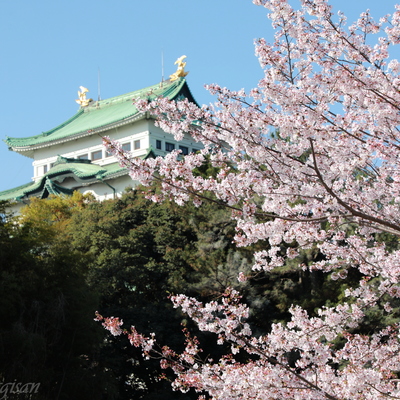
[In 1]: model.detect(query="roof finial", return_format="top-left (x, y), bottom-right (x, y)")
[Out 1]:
top-left (76, 86), bottom-right (92, 107)
top-left (169, 55), bottom-right (188, 82)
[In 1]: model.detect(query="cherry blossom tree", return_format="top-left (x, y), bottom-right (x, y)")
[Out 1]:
top-left (99, 0), bottom-right (400, 398)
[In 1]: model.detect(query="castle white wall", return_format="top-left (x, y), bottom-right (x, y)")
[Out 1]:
top-left (32, 120), bottom-right (152, 180)
top-left (31, 119), bottom-right (203, 182)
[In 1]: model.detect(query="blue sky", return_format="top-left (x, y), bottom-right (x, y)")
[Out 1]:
top-left (0, 0), bottom-right (397, 192)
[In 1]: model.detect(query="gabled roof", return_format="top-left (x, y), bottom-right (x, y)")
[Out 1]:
top-left (5, 78), bottom-right (197, 158)
top-left (38, 178), bottom-right (75, 198)
top-left (0, 177), bottom-right (76, 203)
top-left (0, 161), bottom-right (122, 203)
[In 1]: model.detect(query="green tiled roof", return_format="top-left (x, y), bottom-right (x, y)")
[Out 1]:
top-left (5, 78), bottom-right (197, 155)
top-left (0, 152), bottom-right (155, 203)
top-left (48, 158), bottom-right (108, 179)
top-left (0, 181), bottom-right (37, 202)
top-left (0, 159), bottom-right (126, 202)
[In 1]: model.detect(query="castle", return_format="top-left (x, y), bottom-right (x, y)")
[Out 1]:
top-left (0, 58), bottom-right (200, 213)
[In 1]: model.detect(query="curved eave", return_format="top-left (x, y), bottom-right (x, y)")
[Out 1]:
top-left (7, 111), bottom-right (147, 159)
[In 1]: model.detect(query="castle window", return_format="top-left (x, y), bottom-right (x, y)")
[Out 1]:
top-left (105, 150), bottom-right (113, 158)
top-left (156, 140), bottom-right (162, 150)
top-left (165, 142), bottom-right (175, 152)
top-left (122, 142), bottom-right (131, 151)
top-left (43, 165), bottom-right (48, 174)
top-left (78, 154), bottom-right (88, 160)
top-left (179, 145), bottom-right (189, 155)
top-left (134, 140), bottom-right (140, 150)
top-left (91, 150), bottom-right (102, 161)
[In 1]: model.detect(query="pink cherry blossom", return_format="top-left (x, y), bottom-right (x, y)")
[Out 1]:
top-left (101, 1), bottom-right (400, 398)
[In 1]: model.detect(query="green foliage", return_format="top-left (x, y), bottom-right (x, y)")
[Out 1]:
top-left (65, 187), bottom-right (254, 399)
top-left (3, 186), bottom-right (397, 399)
top-left (0, 197), bottom-right (107, 399)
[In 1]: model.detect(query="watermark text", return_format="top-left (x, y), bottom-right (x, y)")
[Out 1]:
top-left (0, 381), bottom-right (40, 399)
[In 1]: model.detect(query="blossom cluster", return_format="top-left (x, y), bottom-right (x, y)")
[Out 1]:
top-left (101, 0), bottom-right (400, 398)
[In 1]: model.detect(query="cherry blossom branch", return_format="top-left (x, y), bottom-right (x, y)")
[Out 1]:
top-left (309, 138), bottom-right (400, 235)
top-left (229, 333), bottom-right (341, 400)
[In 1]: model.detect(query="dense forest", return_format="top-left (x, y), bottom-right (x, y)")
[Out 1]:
top-left (1, 184), bottom-right (397, 399)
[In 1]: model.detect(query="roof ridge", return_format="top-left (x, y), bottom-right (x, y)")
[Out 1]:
top-left (94, 79), bottom-right (181, 108)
